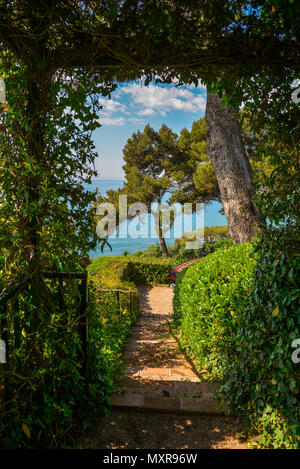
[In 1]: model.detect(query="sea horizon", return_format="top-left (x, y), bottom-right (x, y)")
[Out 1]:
top-left (87, 179), bottom-right (227, 258)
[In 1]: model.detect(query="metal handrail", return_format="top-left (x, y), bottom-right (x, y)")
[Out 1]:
top-left (0, 270), bottom-right (89, 373)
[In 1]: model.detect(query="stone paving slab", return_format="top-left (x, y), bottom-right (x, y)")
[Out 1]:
top-left (111, 393), bottom-right (223, 415)
top-left (123, 352), bottom-right (188, 368)
top-left (116, 380), bottom-right (218, 399)
top-left (112, 286), bottom-right (223, 415)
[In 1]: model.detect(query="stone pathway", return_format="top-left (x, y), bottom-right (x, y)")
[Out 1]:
top-left (111, 285), bottom-right (222, 415)
top-left (78, 285), bottom-right (248, 449)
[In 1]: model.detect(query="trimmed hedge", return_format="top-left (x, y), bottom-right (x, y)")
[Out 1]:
top-left (172, 240), bottom-right (300, 448)
top-left (172, 242), bottom-right (256, 378)
top-left (220, 229), bottom-right (300, 449)
top-left (89, 255), bottom-right (174, 286)
top-left (123, 257), bottom-right (174, 284)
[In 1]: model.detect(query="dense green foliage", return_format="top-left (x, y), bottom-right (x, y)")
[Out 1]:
top-left (132, 226), bottom-right (231, 265)
top-left (220, 231), bottom-right (300, 449)
top-left (172, 243), bottom-right (255, 378)
top-left (0, 1), bottom-right (298, 95)
top-left (90, 255), bottom-right (173, 286)
top-left (0, 42), bottom-right (111, 449)
top-left (173, 224), bottom-right (300, 448)
top-left (170, 238), bottom-right (233, 266)
top-left (0, 58), bottom-right (109, 283)
top-left (90, 231), bottom-right (232, 288)
top-left (88, 256), bottom-right (137, 290)
top-left (216, 80), bottom-right (300, 449)
top-left (170, 118), bottom-right (219, 205)
top-left (0, 275), bottom-right (138, 448)
top-left (123, 257), bottom-right (174, 284)
top-left (88, 274), bottom-right (140, 396)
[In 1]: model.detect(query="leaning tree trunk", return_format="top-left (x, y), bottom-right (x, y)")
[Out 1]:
top-left (159, 236), bottom-right (169, 258)
top-left (205, 93), bottom-right (263, 243)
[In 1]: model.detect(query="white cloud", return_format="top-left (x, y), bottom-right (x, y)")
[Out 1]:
top-left (98, 98), bottom-right (128, 126)
top-left (98, 116), bottom-right (126, 126)
top-left (121, 84), bottom-right (206, 116)
top-left (98, 98), bottom-right (127, 113)
top-left (97, 83), bottom-right (206, 126)
top-left (128, 117), bottom-right (145, 124)
top-left (137, 108), bottom-right (156, 116)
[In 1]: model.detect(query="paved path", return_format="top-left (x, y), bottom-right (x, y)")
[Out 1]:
top-left (79, 286), bottom-right (248, 449)
top-left (111, 285), bottom-right (222, 414)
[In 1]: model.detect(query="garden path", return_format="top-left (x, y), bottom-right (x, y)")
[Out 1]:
top-left (79, 286), bottom-right (248, 449)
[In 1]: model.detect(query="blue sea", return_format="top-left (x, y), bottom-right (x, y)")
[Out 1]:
top-left (87, 179), bottom-right (227, 258)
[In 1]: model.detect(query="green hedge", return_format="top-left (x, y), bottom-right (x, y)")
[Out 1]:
top-left (90, 255), bottom-right (174, 286)
top-left (220, 228), bottom-right (300, 449)
top-left (123, 257), bottom-right (174, 284)
top-left (172, 242), bottom-right (256, 378)
top-left (173, 239), bottom-right (300, 448)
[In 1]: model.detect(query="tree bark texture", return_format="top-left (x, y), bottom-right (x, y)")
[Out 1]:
top-left (159, 236), bottom-right (169, 258)
top-left (152, 210), bottom-right (169, 257)
top-left (205, 93), bottom-right (263, 243)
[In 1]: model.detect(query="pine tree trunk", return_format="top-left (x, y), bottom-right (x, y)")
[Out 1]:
top-left (205, 93), bottom-right (263, 243)
top-left (159, 236), bottom-right (169, 258)
top-left (152, 210), bottom-right (169, 257)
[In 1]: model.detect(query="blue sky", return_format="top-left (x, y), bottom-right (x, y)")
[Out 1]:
top-left (93, 81), bottom-right (207, 179)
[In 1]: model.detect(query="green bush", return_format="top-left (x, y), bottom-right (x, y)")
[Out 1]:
top-left (89, 255), bottom-right (173, 286)
top-left (88, 282), bottom-right (140, 387)
top-left (173, 237), bottom-right (300, 448)
top-left (172, 242), bottom-right (256, 378)
top-left (133, 243), bottom-right (162, 258)
top-left (220, 227), bottom-right (300, 449)
top-left (88, 256), bottom-right (135, 290)
top-left (124, 257), bottom-right (174, 284)
top-left (90, 254), bottom-right (174, 286)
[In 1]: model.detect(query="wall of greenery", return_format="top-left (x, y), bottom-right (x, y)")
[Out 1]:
top-left (173, 230), bottom-right (299, 448)
top-left (172, 243), bottom-right (256, 378)
top-left (0, 275), bottom-right (139, 448)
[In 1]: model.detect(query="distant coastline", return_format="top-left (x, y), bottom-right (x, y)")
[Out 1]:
top-left (87, 179), bottom-right (227, 258)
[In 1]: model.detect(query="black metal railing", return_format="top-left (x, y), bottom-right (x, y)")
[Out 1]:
top-left (0, 270), bottom-right (88, 373)
top-left (96, 287), bottom-right (138, 316)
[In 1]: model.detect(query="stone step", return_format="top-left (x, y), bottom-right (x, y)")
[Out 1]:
top-left (128, 331), bottom-right (174, 339)
top-left (123, 341), bottom-right (178, 353)
top-left (123, 350), bottom-right (185, 369)
top-left (126, 339), bottom-right (177, 345)
top-left (130, 326), bottom-right (170, 334)
top-left (123, 366), bottom-right (202, 382)
top-left (117, 379), bottom-right (218, 399)
top-left (139, 314), bottom-right (170, 319)
top-left (111, 392), bottom-right (223, 415)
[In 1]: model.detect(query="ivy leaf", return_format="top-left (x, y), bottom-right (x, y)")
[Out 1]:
top-left (272, 305), bottom-right (279, 316)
